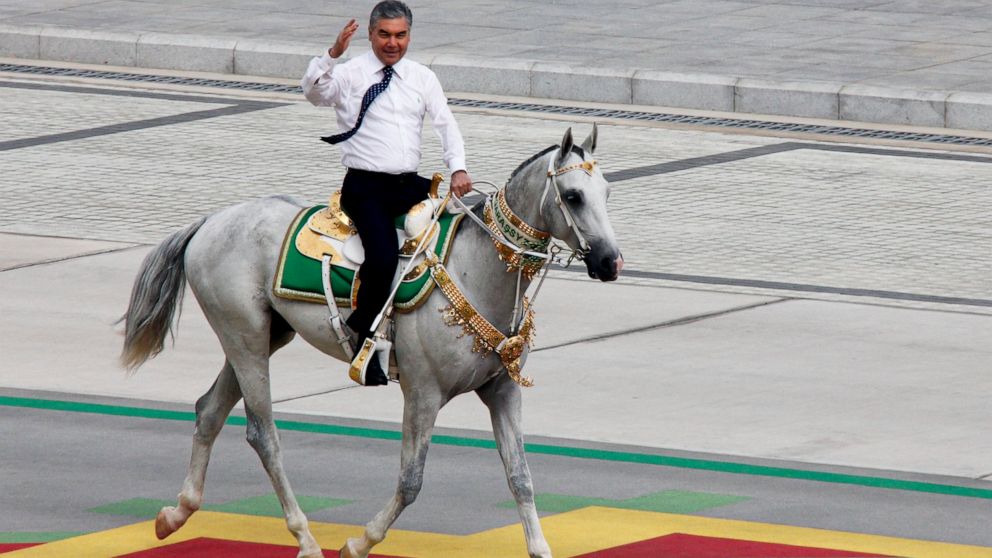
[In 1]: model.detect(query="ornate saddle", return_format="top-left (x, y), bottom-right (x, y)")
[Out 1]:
top-left (273, 174), bottom-right (465, 312)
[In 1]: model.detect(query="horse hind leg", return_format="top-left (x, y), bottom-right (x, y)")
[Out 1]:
top-left (228, 331), bottom-right (320, 558)
top-left (155, 321), bottom-right (299, 542)
top-left (340, 390), bottom-right (443, 558)
top-left (156, 360), bottom-right (243, 539)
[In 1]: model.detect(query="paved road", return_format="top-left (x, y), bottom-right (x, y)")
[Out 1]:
top-left (0, 67), bottom-right (990, 556)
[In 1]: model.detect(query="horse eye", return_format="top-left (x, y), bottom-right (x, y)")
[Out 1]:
top-left (564, 191), bottom-right (583, 205)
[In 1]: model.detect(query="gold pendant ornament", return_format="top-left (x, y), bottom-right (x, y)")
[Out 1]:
top-left (426, 253), bottom-right (537, 386)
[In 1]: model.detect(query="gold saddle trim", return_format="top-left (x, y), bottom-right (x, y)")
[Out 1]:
top-left (294, 191), bottom-right (354, 266)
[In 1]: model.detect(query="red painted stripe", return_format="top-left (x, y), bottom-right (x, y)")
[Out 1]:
top-left (576, 533), bottom-right (892, 557)
top-left (0, 544), bottom-right (41, 553)
top-left (114, 537), bottom-right (409, 558)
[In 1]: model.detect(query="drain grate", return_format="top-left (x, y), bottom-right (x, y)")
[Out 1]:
top-left (4, 62), bottom-right (992, 147)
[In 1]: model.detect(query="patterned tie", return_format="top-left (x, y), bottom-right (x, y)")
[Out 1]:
top-left (321, 65), bottom-right (394, 145)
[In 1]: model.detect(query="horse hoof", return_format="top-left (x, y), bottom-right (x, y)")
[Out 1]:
top-left (339, 538), bottom-right (367, 558)
top-left (154, 506), bottom-right (186, 540)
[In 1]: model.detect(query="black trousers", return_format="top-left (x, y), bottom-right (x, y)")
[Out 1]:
top-left (340, 168), bottom-right (431, 336)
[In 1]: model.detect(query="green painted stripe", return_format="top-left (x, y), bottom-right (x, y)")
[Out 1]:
top-left (4, 395), bottom-right (991, 500)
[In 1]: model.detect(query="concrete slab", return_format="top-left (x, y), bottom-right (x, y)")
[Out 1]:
top-left (735, 79), bottom-right (841, 120)
top-left (430, 55), bottom-right (533, 98)
top-left (233, 39), bottom-right (324, 79)
top-left (632, 70), bottom-right (737, 112)
top-left (39, 27), bottom-right (138, 67)
top-left (136, 32), bottom-right (235, 74)
top-left (0, 23), bottom-right (40, 59)
top-left (840, 85), bottom-right (948, 128)
top-left (946, 91), bottom-right (992, 132)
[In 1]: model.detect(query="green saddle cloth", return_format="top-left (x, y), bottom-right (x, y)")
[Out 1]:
top-left (273, 205), bottom-right (464, 312)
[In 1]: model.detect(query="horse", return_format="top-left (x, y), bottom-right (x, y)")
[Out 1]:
top-left (119, 125), bottom-right (622, 558)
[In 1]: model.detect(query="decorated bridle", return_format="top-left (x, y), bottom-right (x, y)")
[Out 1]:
top-left (433, 147), bottom-right (599, 386)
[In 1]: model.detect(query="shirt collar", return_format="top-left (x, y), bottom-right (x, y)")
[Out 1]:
top-left (363, 50), bottom-right (408, 80)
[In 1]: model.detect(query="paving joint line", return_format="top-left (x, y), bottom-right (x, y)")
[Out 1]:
top-left (533, 298), bottom-right (791, 352)
top-left (0, 245), bottom-right (144, 272)
top-left (556, 266), bottom-right (992, 309)
top-left (272, 384), bottom-right (358, 405)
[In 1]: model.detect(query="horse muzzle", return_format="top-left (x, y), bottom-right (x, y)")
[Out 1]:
top-left (584, 248), bottom-right (623, 282)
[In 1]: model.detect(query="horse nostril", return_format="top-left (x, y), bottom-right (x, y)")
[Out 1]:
top-left (600, 255), bottom-right (613, 270)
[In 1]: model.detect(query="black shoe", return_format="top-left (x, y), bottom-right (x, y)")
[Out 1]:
top-left (364, 356), bottom-right (389, 386)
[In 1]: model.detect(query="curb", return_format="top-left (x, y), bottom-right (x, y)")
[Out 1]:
top-left (3, 24), bottom-right (992, 133)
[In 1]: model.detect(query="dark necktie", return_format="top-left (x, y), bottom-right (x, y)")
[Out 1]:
top-left (321, 65), bottom-right (394, 145)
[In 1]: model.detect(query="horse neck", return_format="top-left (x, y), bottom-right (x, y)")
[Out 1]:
top-left (503, 152), bottom-right (553, 235)
top-left (448, 203), bottom-right (533, 332)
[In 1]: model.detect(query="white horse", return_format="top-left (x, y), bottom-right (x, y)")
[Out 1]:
top-left (120, 126), bottom-right (622, 558)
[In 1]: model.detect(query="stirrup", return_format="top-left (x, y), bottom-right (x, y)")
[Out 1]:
top-left (348, 335), bottom-right (391, 385)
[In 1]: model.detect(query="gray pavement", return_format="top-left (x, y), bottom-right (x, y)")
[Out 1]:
top-left (3, 1), bottom-right (992, 130)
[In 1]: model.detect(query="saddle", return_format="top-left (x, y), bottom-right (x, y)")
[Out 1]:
top-left (273, 173), bottom-right (465, 313)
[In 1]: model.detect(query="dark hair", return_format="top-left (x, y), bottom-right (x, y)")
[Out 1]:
top-left (370, 1), bottom-right (412, 28)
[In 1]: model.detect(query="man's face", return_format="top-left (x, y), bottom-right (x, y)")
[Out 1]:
top-left (369, 17), bottom-right (410, 66)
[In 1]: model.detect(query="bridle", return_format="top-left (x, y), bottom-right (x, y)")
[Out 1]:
top-left (434, 148), bottom-right (601, 386)
top-left (539, 154), bottom-right (596, 257)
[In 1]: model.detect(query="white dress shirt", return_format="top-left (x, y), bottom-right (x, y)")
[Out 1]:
top-left (301, 50), bottom-right (467, 176)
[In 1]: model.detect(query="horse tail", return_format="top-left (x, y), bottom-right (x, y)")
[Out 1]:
top-left (119, 216), bottom-right (208, 374)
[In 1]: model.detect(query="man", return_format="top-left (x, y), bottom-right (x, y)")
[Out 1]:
top-left (301, 1), bottom-right (472, 386)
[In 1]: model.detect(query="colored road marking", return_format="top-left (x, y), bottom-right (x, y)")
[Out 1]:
top-left (3, 395), bottom-right (991, 501)
top-left (89, 494), bottom-right (349, 518)
top-left (0, 546), bottom-right (39, 554)
top-left (114, 537), bottom-right (407, 557)
top-left (499, 490), bottom-right (749, 513)
top-left (574, 533), bottom-right (890, 557)
top-left (4, 508), bottom-right (992, 558)
top-left (0, 534), bottom-right (85, 543)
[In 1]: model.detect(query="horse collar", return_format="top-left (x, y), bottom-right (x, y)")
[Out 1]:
top-left (483, 189), bottom-right (551, 280)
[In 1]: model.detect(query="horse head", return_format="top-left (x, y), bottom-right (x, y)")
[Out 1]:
top-left (539, 125), bottom-right (623, 282)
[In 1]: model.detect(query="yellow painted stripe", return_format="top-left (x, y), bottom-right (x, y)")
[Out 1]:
top-left (7, 508), bottom-right (992, 558)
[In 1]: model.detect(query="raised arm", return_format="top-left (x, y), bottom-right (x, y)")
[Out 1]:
top-left (301, 19), bottom-right (359, 106)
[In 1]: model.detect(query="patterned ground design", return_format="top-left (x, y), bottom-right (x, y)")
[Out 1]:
top-left (4, 508), bottom-right (992, 558)
top-left (113, 538), bottom-right (406, 558)
top-left (574, 533), bottom-right (891, 557)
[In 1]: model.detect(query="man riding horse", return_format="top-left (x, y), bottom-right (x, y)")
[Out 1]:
top-left (301, 0), bottom-right (473, 386)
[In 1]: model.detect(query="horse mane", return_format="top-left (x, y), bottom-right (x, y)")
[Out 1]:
top-left (508, 144), bottom-right (586, 182)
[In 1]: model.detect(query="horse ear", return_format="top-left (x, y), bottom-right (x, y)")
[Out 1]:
top-left (580, 123), bottom-right (598, 154)
top-left (557, 127), bottom-right (574, 165)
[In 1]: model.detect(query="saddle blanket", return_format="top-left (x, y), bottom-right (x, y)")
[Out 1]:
top-left (273, 204), bottom-right (464, 312)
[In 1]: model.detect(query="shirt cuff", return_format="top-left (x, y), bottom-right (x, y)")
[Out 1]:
top-left (448, 159), bottom-right (467, 175)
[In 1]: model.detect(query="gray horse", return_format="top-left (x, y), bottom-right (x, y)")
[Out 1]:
top-left (120, 126), bottom-right (621, 558)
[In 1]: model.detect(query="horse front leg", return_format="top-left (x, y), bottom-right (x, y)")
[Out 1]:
top-left (478, 374), bottom-right (552, 558)
top-left (340, 391), bottom-right (442, 558)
